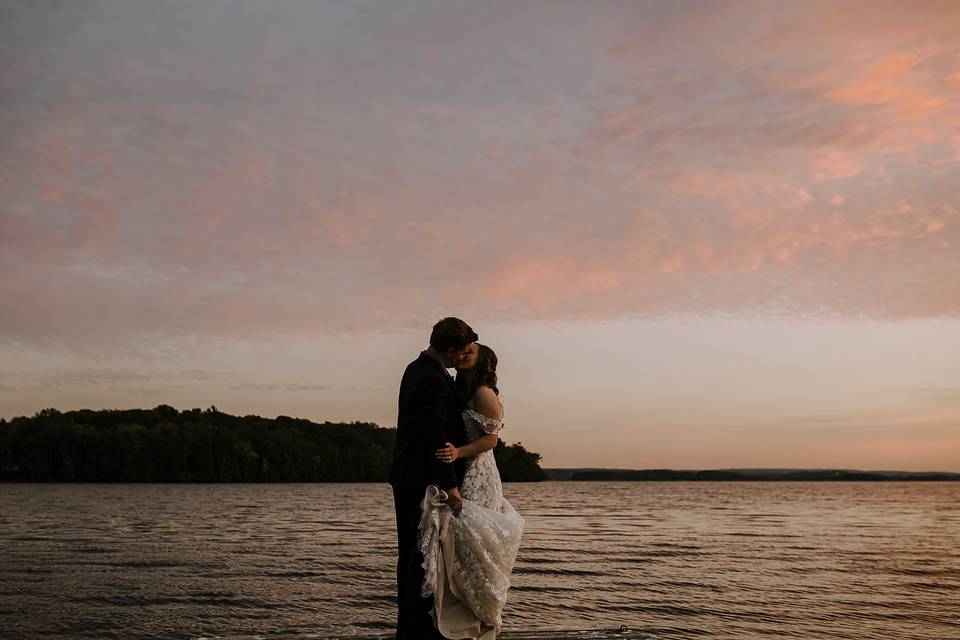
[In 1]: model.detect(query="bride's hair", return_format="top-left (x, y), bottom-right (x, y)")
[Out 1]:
top-left (456, 343), bottom-right (498, 405)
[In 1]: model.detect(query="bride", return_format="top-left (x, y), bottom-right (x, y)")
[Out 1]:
top-left (417, 343), bottom-right (525, 640)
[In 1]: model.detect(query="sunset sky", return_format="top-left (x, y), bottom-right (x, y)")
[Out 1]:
top-left (2, 1), bottom-right (958, 471)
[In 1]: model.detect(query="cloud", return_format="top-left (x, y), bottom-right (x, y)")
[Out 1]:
top-left (826, 53), bottom-right (949, 118)
top-left (907, 386), bottom-right (960, 407)
top-left (286, 384), bottom-right (329, 391)
top-left (1, 1), bottom-right (958, 354)
top-left (230, 383), bottom-right (281, 392)
top-left (230, 383), bottom-right (329, 392)
top-left (34, 368), bottom-right (219, 389)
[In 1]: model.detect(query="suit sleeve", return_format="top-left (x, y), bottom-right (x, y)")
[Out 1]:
top-left (415, 373), bottom-right (458, 490)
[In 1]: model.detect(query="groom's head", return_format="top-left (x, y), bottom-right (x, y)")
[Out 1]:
top-left (430, 317), bottom-right (478, 368)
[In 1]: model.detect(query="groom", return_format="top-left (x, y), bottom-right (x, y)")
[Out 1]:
top-left (390, 317), bottom-right (477, 640)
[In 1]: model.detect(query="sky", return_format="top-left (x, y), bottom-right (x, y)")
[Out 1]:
top-left (1, 0), bottom-right (958, 471)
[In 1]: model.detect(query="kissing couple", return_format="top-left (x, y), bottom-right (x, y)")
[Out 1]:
top-left (389, 317), bottom-right (524, 640)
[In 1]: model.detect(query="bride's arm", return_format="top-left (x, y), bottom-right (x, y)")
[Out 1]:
top-left (436, 387), bottom-right (502, 461)
top-left (451, 433), bottom-right (498, 459)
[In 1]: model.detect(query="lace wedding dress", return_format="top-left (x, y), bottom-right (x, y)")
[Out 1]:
top-left (418, 402), bottom-right (525, 640)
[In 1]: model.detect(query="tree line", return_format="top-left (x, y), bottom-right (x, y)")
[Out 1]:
top-left (0, 405), bottom-right (545, 483)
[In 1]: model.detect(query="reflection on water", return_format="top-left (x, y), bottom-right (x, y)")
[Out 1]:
top-left (1, 481), bottom-right (958, 640)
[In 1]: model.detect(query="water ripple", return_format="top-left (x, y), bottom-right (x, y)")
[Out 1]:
top-left (1, 481), bottom-right (958, 640)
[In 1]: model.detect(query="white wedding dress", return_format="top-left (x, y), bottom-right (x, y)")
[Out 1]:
top-left (418, 401), bottom-right (525, 640)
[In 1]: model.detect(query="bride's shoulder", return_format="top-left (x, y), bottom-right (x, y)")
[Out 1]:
top-left (470, 385), bottom-right (503, 421)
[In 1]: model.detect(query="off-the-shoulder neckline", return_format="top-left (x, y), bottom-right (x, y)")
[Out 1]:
top-left (463, 407), bottom-right (503, 425)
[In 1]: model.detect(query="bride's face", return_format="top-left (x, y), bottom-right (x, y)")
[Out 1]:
top-left (457, 343), bottom-right (479, 370)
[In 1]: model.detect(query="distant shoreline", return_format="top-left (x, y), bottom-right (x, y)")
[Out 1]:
top-left (3, 405), bottom-right (956, 484)
top-left (543, 468), bottom-right (960, 481)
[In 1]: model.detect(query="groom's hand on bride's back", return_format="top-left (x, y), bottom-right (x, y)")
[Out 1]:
top-left (446, 486), bottom-right (463, 517)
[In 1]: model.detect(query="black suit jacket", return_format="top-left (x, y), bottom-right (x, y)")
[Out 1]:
top-left (389, 351), bottom-right (466, 492)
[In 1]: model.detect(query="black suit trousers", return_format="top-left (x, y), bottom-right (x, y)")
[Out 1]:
top-left (393, 485), bottom-right (446, 640)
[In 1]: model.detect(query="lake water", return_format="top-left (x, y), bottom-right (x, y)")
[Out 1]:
top-left (1, 482), bottom-right (958, 640)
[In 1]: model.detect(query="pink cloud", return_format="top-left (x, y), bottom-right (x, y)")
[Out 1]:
top-left (1, 0), bottom-right (959, 353)
top-left (826, 53), bottom-right (948, 117)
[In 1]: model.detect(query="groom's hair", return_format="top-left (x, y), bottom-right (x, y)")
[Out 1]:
top-left (430, 317), bottom-right (478, 351)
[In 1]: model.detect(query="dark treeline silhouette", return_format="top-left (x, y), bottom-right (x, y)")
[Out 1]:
top-left (0, 406), bottom-right (545, 483)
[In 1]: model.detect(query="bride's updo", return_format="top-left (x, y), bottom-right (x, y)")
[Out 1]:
top-left (456, 343), bottom-right (498, 405)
